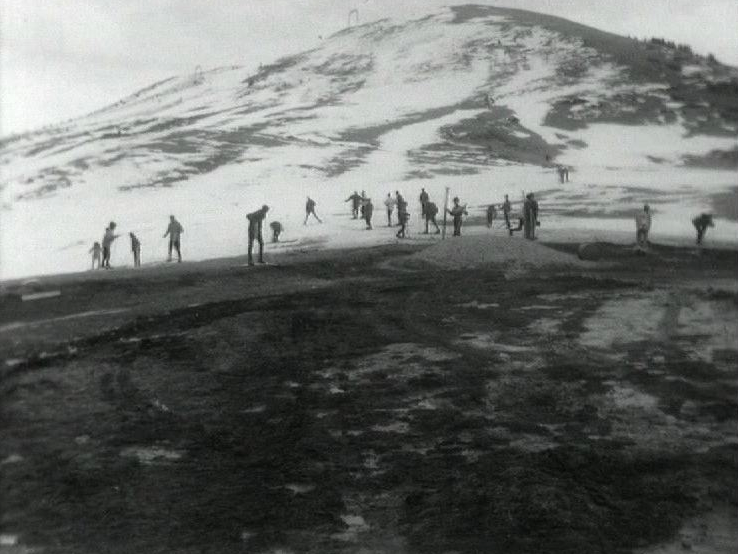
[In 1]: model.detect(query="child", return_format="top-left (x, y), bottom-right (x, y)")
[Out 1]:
top-left (89, 242), bottom-right (102, 270)
top-left (270, 221), bottom-right (283, 243)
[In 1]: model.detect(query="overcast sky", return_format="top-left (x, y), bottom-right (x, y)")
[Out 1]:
top-left (1, 0), bottom-right (737, 136)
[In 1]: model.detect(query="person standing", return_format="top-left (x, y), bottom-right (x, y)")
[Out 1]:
top-left (101, 222), bottom-right (119, 269)
top-left (304, 197), bottom-right (323, 225)
top-left (345, 191), bottom-right (363, 219)
top-left (692, 213), bottom-right (714, 246)
top-left (486, 204), bottom-right (497, 228)
top-left (396, 209), bottom-right (410, 239)
top-left (360, 190), bottom-right (367, 219)
top-left (89, 242), bottom-right (102, 270)
top-left (523, 193), bottom-right (539, 240)
top-left (635, 204), bottom-right (651, 249)
top-left (363, 198), bottom-right (374, 230)
top-left (384, 193), bottom-right (397, 226)
top-left (424, 201), bottom-right (440, 234)
top-left (419, 188), bottom-right (429, 219)
top-left (396, 191), bottom-right (407, 227)
top-left (129, 233), bottom-right (141, 267)
top-left (502, 195), bottom-right (512, 230)
top-left (163, 215), bottom-right (184, 262)
top-left (247, 205), bottom-right (269, 265)
top-left (447, 197), bottom-right (468, 237)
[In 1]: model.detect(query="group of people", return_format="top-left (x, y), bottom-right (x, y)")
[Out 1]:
top-left (635, 204), bottom-right (715, 249)
top-left (90, 215), bottom-right (184, 270)
top-left (484, 193), bottom-right (540, 240)
top-left (90, 190), bottom-right (718, 271)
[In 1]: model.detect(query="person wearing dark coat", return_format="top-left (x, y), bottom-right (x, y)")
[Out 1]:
top-left (246, 205), bottom-right (269, 265)
top-left (345, 191), bottom-right (363, 219)
top-left (692, 213), bottom-right (714, 245)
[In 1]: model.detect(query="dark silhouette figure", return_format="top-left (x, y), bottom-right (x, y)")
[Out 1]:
top-left (363, 198), bottom-right (374, 230)
top-left (164, 215), bottom-right (184, 262)
top-left (345, 191), bottom-right (363, 219)
top-left (419, 188), bottom-right (429, 218)
top-left (247, 205), bottom-right (269, 265)
top-left (304, 197), bottom-right (322, 224)
top-left (692, 213), bottom-right (714, 245)
top-left (424, 202), bottom-right (440, 234)
top-left (270, 221), bottom-right (283, 243)
top-left (102, 222), bottom-right (120, 269)
top-left (502, 195), bottom-right (512, 230)
top-left (129, 233), bottom-right (141, 267)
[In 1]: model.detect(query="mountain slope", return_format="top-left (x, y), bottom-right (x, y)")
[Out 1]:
top-left (1, 4), bottom-right (737, 279)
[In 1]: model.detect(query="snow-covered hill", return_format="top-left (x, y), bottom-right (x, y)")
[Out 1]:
top-left (2, 4), bottom-right (737, 279)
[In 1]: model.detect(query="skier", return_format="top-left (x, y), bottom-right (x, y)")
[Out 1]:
top-left (247, 205), bottom-right (269, 265)
top-left (129, 233), bottom-right (141, 267)
top-left (163, 215), bottom-right (184, 262)
top-left (447, 197), bottom-right (468, 237)
top-left (304, 197), bottom-right (323, 225)
top-left (345, 191), bottom-right (363, 219)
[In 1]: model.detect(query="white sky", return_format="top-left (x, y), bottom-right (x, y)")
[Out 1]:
top-left (1, 0), bottom-right (737, 136)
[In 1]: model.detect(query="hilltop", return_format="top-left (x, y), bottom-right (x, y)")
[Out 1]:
top-left (1, 4), bottom-right (737, 279)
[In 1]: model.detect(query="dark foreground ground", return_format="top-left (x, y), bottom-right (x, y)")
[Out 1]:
top-left (1, 241), bottom-right (738, 554)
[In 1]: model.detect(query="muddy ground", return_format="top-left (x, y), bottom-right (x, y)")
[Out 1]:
top-left (1, 241), bottom-right (738, 554)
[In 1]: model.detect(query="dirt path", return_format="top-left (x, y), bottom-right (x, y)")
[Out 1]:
top-left (1, 242), bottom-right (737, 553)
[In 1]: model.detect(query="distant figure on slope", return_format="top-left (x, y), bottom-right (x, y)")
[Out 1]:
top-left (345, 191), bottom-right (363, 219)
top-left (384, 193), bottom-right (397, 226)
top-left (424, 201), bottom-right (440, 234)
top-left (486, 204), bottom-right (498, 228)
top-left (163, 215), bottom-right (184, 262)
top-left (396, 209), bottom-right (410, 239)
top-left (101, 222), bottom-right (120, 269)
top-left (692, 213), bottom-right (714, 246)
top-left (447, 197), bottom-right (468, 237)
top-left (304, 197), bottom-right (323, 225)
top-left (363, 198), bottom-right (374, 230)
top-left (246, 205), bottom-right (269, 265)
top-left (89, 241), bottom-right (102, 270)
top-left (129, 233), bottom-right (141, 267)
top-left (523, 193), bottom-right (539, 240)
top-left (419, 188), bottom-right (429, 218)
top-left (360, 190), bottom-right (367, 218)
top-left (635, 204), bottom-right (651, 249)
top-left (502, 194), bottom-right (512, 230)
top-left (396, 191), bottom-right (407, 227)
top-left (270, 221), bottom-right (283, 243)
top-left (557, 165), bottom-right (569, 183)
